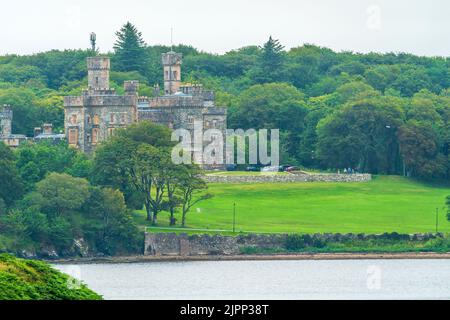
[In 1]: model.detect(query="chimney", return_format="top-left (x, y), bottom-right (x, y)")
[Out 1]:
top-left (124, 80), bottom-right (139, 95)
top-left (34, 127), bottom-right (42, 137)
top-left (43, 123), bottom-right (53, 135)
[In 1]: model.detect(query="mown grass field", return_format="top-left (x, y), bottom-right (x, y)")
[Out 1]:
top-left (133, 176), bottom-right (450, 234)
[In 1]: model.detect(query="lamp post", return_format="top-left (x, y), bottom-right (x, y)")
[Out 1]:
top-left (233, 202), bottom-right (236, 233)
top-left (436, 208), bottom-right (439, 234)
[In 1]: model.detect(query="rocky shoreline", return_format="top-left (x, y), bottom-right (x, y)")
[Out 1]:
top-left (50, 252), bottom-right (450, 264)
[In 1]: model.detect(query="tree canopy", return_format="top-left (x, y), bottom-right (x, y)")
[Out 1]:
top-left (0, 31), bottom-right (448, 180)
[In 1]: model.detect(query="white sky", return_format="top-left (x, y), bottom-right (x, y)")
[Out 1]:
top-left (0, 0), bottom-right (449, 56)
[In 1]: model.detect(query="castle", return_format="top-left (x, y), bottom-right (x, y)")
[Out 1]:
top-left (63, 51), bottom-right (227, 169)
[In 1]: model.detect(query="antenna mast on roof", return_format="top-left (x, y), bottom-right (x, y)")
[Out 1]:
top-left (90, 32), bottom-right (97, 53)
top-left (170, 27), bottom-right (173, 51)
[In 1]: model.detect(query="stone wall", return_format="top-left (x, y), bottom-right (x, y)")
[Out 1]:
top-left (144, 232), bottom-right (439, 256)
top-left (144, 233), bottom-right (288, 256)
top-left (203, 173), bottom-right (372, 184)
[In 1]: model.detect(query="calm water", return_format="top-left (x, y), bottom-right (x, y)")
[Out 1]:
top-left (54, 259), bottom-right (450, 300)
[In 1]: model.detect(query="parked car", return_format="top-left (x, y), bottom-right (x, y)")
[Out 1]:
top-left (226, 164), bottom-right (237, 171)
top-left (261, 166), bottom-right (281, 172)
top-left (246, 166), bottom-right (260, 172)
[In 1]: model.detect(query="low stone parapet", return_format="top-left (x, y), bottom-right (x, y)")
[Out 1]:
top-left (203, 173), bottom-right (372, 184)
top-left (144, 232), bottom-right (441, 256)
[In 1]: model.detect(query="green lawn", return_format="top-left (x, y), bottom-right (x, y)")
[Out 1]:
top-left (134, 176), bottom-right (450, 234)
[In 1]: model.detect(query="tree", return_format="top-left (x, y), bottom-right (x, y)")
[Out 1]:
top-left (92, 121), bottom-right (174, 223)
top-left (15, 141), bottom-right (79, 191)
top-left (82, 187), bottom-right (140, 255)
top-left (250, 37), bottom-right (285, 83)
top-left (0, 142), bottom-right (24, 207)
top-left (398, 121), bottom-right (447, 179)
top-left (229, 83), bottom-right (308, 164)
top-left (130, 144), bottom-right (170, 224)
top-left (113, 22), bottom-right (148, 73)
top-left (165, 163), bottom-right (185, 226)
top-left (34, 173), bottom-right (90, 218)
top-left (316, 97), bottom-right (404, 174)
top-left (177, 165), bottom-right (212, 227)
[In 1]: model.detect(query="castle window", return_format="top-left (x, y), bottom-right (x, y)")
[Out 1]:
top-left (173, 71), bottom-right (178, 80)
top-left (121, 113), bottom-right (126, 124)
top-left (95, 77), bottom-right (99, 86)
top-left (110, 113), bottom-right (115, 123)
top-left (212, 119), bottom-right (218, 128)
top-left (93, 114), bottom-right (100, 125)
top-left (188, 116), bottom-right (194, 125)
top-left (68, 129), bottom-right (78, 145)
top-left (165, 71), bottom-right (169, 79)
top-left (92, 128), bottom-right (99, 144)
top-left (86, 115), bottom-right (91, 124)
top-left (108, 128), bottom-right (115, 137)
top-left (70, 114), bottom-right (77, 124)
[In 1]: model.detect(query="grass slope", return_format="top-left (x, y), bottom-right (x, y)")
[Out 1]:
top-left (0, 254), bottom-right (101, 300)
top-left (134, 176), bottom-right (450, 234)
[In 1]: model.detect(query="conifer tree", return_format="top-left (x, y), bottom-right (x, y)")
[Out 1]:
top-left (252, 36), bottom-right (286, 83)
top-left (113, 22), bottom-right (148, 73)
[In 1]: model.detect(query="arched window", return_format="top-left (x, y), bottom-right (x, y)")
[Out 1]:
top-left (68, 129), bottom-right (78, 145)
top-left (92, 128), bottom-right (99, 144)
top-left (93, 114), bottom-right (100, 125)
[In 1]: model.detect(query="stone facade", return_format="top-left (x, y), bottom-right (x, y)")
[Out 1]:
top-left (63, 52), bottom-right (227, 167)
top-left (203, 173), bottom-right (372, 183)
top-left (63, 57), bottom-right (138, 153)
top-left (0, 104), bottom-right (26, 147)
top-left (138, 51), bottom-right (227, 170)
top-left (144, 232), bottom-right (442, 256)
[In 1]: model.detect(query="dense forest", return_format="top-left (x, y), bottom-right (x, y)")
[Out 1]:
top-left (0, 23), bottom-right (449, 180)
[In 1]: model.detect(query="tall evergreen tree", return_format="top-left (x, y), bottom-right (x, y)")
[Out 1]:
top-left (113, 22), bottom-right (148, 73)
top-left (261, 36), bottom-right (285, 69)
top-left (251, 36), bottom-right (285, 83)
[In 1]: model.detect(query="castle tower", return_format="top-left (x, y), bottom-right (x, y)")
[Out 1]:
top-left (0, 105), bottom-right (12, 136)
top-left (64, 56), bottom-right (138, 153)
top-left (162, 51), bottom-right (182, 95)
top-left (87, 57), bottom-right (110, 89)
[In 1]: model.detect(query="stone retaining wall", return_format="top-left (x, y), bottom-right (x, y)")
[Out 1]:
top-left (203, 173), bottom-right (372, 184)
top-left (144, 232), bottom-right (440, 256)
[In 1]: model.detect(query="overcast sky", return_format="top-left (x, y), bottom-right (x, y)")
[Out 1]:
top-left (0, 0), bottom-right (449, 56)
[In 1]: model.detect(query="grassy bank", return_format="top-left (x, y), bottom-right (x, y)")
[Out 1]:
top-left (0, 254), bottom-right (101, 300)
top-left (134, 175), bottom-right (450, 234)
